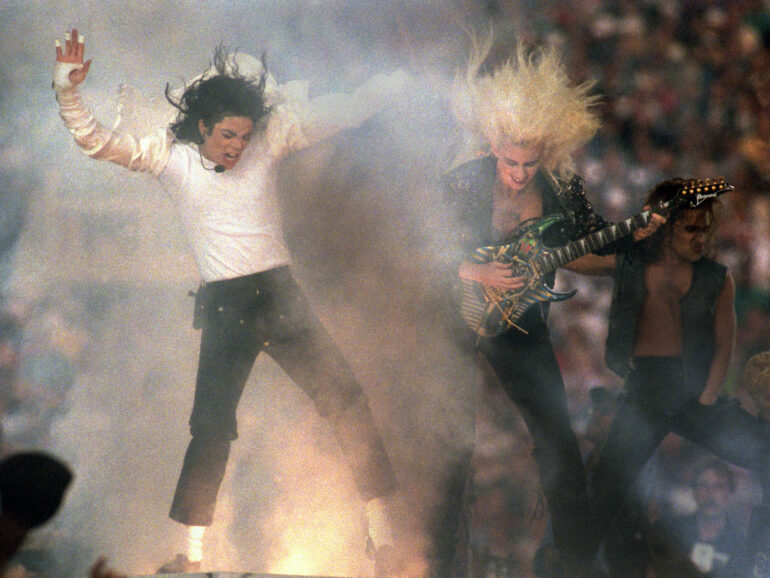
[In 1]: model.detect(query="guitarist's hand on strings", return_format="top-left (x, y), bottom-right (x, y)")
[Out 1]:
top-left (459, 261), bottom-right (527, 291)
top-left (632, 207), bottom-right (666, 242)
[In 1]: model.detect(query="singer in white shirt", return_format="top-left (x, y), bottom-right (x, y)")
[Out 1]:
top-left (54, 28), bottom-right (406, 573)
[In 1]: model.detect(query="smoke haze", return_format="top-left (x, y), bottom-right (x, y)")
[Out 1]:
top-left (1, 1), bottom-right (490, 575)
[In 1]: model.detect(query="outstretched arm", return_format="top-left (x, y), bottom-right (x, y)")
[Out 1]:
top-left (563, 253), bottom-right (616, 275)
top-left (267, 69), bottom-right (410, 158)
top-left (301, 70), bottom-right (410, 145)
top-left (54, 29), bottom-right (171, 176)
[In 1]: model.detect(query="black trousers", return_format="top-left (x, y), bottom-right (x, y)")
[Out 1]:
top-left (478, 322), bottom-right (596, 573)
top-left (430, 317), bottom-right (595, 576)
top-left (590, 356), bottom-right (770, 577)
top-left (169, 266), bottom-right (397, 526)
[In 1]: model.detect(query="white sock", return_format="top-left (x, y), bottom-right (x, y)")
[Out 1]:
top-left (365, 498), bottom-right (394, 550)
top-left (187, 525), bottom-right (205, 563)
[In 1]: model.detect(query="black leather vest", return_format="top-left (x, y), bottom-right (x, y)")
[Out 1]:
top-left (605, 248), bottom-right (727, 394)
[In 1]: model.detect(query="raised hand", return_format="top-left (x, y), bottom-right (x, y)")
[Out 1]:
top-left (633, 207), bottom-right (666, 242)
top-left (55, 28), bottom-right (91, 87)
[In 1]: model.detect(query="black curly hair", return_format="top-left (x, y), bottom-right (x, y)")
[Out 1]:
top-left (640, 177), bottom-right (722, 262)
top-left (165, 45), bottom-right (272, 144)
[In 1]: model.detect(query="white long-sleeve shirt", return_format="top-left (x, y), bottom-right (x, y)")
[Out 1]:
top-left (56, 67), bottom-right (408, 281)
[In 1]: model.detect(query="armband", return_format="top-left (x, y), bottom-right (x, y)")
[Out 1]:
top-left (53, 61), bottom-right (83, 93)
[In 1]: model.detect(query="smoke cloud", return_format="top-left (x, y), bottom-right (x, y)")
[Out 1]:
top-left (1, 1), bottom-right (495, 575)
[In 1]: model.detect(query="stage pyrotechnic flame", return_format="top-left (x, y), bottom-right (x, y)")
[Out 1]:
top-left (264, 472), bottom-right (368, 575)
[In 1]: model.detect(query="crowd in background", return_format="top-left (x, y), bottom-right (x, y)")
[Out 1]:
top-left (0, 0), bottom-right (767, 576)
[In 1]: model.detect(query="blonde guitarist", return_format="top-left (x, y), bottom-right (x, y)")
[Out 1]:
top-left (432, 36), bottom-right (664, 577)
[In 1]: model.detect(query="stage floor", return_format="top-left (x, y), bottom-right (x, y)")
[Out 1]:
top-left (135, 574), bottom-right (355, 577)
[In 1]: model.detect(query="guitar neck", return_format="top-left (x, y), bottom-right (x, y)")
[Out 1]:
top-left (539, 210), bottom-right (654, 272)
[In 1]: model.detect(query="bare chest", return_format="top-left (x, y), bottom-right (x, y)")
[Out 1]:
top-left (644, 263), bottom-right (693, 304)
top-left (491, 187), bottom-right (543, 238)
top-left (634, 263), bottom-right (693, 355)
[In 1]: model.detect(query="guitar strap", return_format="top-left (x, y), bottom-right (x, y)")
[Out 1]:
top-left (543, 170), bottom-right (577, 225)
top-left (543, 169), bottom-right (617, 245)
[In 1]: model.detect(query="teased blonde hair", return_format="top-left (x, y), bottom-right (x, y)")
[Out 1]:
top-left (452, 34), bottom-right (601, 178)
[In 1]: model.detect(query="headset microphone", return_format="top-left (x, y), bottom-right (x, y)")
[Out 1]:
top-left (198, 147), bottom-right (226, 174)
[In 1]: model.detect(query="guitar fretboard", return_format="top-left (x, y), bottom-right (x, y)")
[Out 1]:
top-left (536, 210), bottom-right (654, 273)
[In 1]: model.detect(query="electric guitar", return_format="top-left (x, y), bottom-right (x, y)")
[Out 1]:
top-left (459, 177), bottom-right (733, 337)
